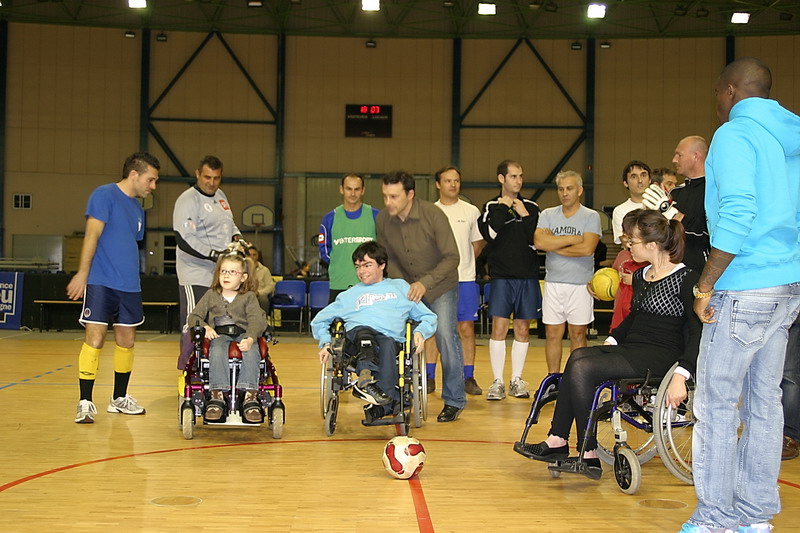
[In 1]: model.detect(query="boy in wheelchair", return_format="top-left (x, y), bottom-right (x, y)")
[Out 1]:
top-left (311, 241), bottom-right (437, 422)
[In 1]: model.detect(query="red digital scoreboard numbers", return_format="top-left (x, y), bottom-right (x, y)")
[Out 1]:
top-left (345, 104), bottom-right (392, 138)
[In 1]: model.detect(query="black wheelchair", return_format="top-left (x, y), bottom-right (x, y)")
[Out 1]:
top-left (513, 362), bottom-right (695, 494)
top-left (179, 324), bottom-right (285, 440)
top-left (319, 318), bottom-right (427, 437)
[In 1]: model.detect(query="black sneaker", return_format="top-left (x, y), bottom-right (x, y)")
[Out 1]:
top-left (353, 382), bottom-right (392, 406)
top-left (363, 404), bottom-right (387, 424)
top-left (464, 377), bottom-right (482, 395)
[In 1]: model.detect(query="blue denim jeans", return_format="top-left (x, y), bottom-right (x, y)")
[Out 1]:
top-left (345, 327), bottom-right (400, 403)
top-left (209, 334), bottom-right (261, 391)
top-left (690, 283), bottom-right (800, 529)
top-left (425, 286), bottom-right (466, 409)
top-left (782, 313), bottom-right (800, 441)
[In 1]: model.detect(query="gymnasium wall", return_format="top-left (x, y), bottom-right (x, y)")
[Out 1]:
top-left (4, 23), bottom-right (799, 272)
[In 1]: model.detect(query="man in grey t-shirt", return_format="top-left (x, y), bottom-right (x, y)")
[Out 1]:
top-left (173, 155), bottom-right (241, 328)
top-left (534, 170), bottom-right (601, 373)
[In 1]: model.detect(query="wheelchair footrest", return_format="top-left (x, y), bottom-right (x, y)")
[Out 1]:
top-left (548, 459), bottom-right (603, 480)
top-left (361, 413), bottom-right (405, 427)
top-left (204, 413), bottom-right (264, 427)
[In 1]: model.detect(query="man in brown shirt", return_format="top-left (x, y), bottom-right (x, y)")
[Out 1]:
top-left (376, 170), bottom-right (466, 422)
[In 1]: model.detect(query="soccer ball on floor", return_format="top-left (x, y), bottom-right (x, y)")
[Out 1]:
top-left (591, 267), bottom-right (620, 301)
top-left (382, 436), bottom-right (426, 479)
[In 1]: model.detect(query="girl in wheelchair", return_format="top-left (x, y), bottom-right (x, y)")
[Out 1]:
top-left (521, 209), bottom-right (702, 478)
top-left (187, 251), bottom-right (268, 423)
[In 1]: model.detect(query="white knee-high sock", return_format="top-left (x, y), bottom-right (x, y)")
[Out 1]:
top-left (510, 340), bottom-right (529, 380)
top-left (489, 339), bottom-right (507, 382)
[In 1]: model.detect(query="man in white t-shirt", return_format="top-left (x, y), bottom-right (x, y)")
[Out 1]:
top-left (534, 170), bottom-right (601, 373)
top-left (611, 160), bottom-right (651, 244)
top-left (427, 166), bottom-right (485, 395)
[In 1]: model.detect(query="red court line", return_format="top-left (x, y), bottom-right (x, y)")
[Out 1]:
top-left (408, 476), bottom-right (434, 533)
top-left (3, 436), bottom-right (798, 533)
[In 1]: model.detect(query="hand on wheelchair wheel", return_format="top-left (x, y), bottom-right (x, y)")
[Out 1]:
top-left (665, 374), bottom-right (688, 409)
top-left (319, 344), bottom-right (331, 364)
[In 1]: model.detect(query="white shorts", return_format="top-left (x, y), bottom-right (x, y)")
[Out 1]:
top-left (542, 281), bottom-right (594, 325)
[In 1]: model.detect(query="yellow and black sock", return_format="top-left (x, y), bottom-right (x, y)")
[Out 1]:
top-left (112, 345), bottom-right (134, 399)
top-left (78, 343), bottom-right (101, 401)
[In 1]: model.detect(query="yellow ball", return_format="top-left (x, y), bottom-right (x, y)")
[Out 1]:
top-left (591, 268), bottom-right (620, 301)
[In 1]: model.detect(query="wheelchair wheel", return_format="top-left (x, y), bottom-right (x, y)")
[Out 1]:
top-left (324, 396), bottom-right (339, 437)
top-left (181, 405), bottom-right (194, 440)
top-left (271, 406), bottom-right (285, 439)
top-left (595, 386), bottom-right (657, 466)
top-left (653, 363), bottom-right (694, 485)
top-left (320, 363), bottom-right (334, 419)
top-left (613, 446), bottom-right (641, 495)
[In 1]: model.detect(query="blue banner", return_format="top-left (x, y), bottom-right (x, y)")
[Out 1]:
top-left (0, 272), bottom-right (24, 330)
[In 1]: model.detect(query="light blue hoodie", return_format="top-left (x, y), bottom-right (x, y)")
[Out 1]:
top-left (311, 277), bottom-right (437, 347)
top-left (705, 97), bottom-right (800, 290)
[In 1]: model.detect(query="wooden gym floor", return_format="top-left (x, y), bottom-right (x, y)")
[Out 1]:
top-left (1, 330), bottom-right (799, 532)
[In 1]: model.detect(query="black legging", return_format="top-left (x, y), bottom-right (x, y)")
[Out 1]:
top-left (548, 346), bottom-right (642, 451)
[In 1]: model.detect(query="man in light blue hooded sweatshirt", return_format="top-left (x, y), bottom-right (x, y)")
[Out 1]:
top-left (680, 58), bottom-right (800, 533)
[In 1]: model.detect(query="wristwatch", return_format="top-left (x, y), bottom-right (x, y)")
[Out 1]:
top-left (692, 284), bottom-right (713, 299)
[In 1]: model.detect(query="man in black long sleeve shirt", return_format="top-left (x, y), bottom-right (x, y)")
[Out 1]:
top-left (478, 160), bottom-right (541, 401)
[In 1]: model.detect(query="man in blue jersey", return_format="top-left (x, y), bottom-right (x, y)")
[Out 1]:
top-left (681, 57), bottom-right (800, 533)
top-left (68, 152), bottom-right (160, 424)
top-left (318, 173), bottom-right (379, 302)
top-left (311, 241), bottom-right (437, 422)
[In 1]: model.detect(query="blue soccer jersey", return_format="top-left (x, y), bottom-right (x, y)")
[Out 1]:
top-left (86, 183), bottom-right (144, 292)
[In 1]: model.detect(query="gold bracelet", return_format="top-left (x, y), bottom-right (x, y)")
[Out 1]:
top-left (692, 284), bottom-right (713, 298)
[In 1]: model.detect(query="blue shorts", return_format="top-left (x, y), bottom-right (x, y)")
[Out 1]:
top-left (457, 281), bottom-right (480, 322)
top-left (488, 278), bottom-right (542, 320)
top-left (80, 285), bottom-right (144, 327)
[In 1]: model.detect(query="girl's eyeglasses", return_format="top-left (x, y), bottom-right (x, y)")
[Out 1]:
top-left (220, 269), bottom-right (243, 276)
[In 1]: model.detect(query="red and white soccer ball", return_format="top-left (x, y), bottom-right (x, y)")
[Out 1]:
top-left (382, 436), bottom-right (426, 480)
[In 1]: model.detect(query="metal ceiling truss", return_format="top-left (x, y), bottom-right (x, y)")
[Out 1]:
top-left (135, 28), bottom-right (286, 268)
top-left (454, 36), bottom-right (593, 204)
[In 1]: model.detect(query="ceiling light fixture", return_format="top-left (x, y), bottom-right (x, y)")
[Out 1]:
top-left (129, 0), bottom-right (147, 7)
top-left (570, 41), bottom-right (582, 50)
top-left (124, 30), bottom-right (136, 38)
top-left (587, 3), bottom-right (606, 19)
top-left (543, 2), bottom-right (558, 13)
top-left (731, 12), bottom-right (750, 24)
top-left (696, 7), bottom-right (709, 17)
top-left (365, 38), bottom-right (377, 48)
top-left (362, 0), bottom-right (380, 12)
top-left (674, 5), bottom-right (687, 16)
top-left (600, 41), bottom-right (611, 49)
top-left (156, 32), bottom-right (167, 42)
top-left (779, 12), bottom-right (793, 21)
top-left (443, 0), bottom-right (455, 7)
top-left (528, 1), bottom-right (543, 9)
top-left (477, 2), bottom-right (496, 15)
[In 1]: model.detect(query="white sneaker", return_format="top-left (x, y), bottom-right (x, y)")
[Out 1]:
top-left (107, 394), bottom-right (146, 415)
top-left (75, 399), bottom-right (97, 424)
top-left (486, 379), bottom-right (506, 400)
top-left (509, 377), bottom-right (530, 398)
